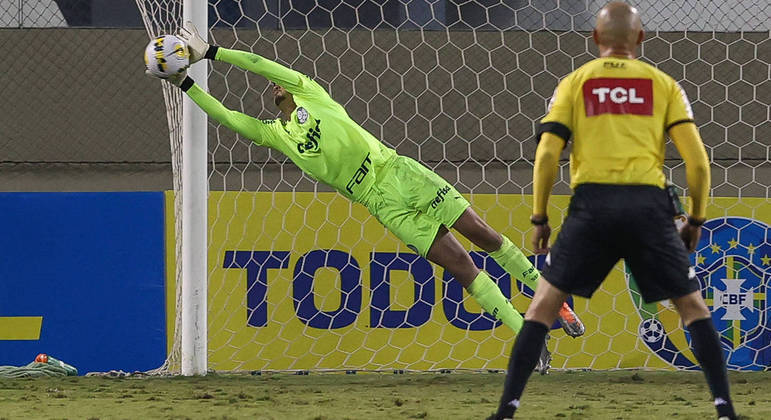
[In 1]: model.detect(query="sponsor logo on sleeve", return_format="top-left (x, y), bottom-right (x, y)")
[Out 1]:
top-left (675, 81), bottom-right (694, 119)
top-left (546, 86), bottom-right (559, 112)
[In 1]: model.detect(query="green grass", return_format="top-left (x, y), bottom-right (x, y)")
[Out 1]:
top-left (0, 370), bottom-right (767, 419)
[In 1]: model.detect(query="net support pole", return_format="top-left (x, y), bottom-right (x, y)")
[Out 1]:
top-left (181, 0), bottom-right (208, 376)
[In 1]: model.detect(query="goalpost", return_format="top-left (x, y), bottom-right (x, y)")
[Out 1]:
top-left (178, 0), bottom-right (208, 377)
top-left (136, 0), bottom-right (209, 376)
top-left (135, 1), bottom-right (770, 375)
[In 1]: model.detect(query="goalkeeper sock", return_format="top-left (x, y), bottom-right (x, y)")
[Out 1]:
top-left (687, 318), bottom-right (736, 419)
top-left (495, 320), bottom-right (549, 418)
top-left (467, 271), bottom-right (523, 332)
top-left (489, 235), bottom-right (540, 290)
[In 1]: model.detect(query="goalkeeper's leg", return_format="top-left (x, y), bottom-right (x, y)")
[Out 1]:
top-left (452, 209), bottom-right (585, 337)
top-left (426, 226), bottom-right (523, 333)
top-left (364, 174), bottom-right (524, 332)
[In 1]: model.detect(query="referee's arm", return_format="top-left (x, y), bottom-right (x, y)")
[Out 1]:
top-left (532, 133), bottom-right (564, 219)
top-left (533, 77), bottom-right (572, 221)
top-left (530, 132), bottom-right (564, 253)
top-left (669, 123), bottom-right (710, 221)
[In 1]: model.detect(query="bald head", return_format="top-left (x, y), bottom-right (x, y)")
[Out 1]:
top-left (593, 2), bottom-right (644, 57)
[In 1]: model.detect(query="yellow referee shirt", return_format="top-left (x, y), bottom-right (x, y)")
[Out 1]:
top-left (538, 56), bottom-right (694, 188)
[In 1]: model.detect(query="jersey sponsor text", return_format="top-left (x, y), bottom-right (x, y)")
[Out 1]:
top-left (297, 119), bottom-right (321, 154)
top-left (583, 78), bottom-right (653, 116)
top-left (346, 153), bottom-right (371, 194)
top-left (430, 186), bottom-right (452, 209)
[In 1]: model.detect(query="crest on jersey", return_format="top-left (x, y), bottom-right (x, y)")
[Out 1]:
top-left (627, 217), bottom-right (770, 370)
top-left (296, 107), bottom-right (309, 124)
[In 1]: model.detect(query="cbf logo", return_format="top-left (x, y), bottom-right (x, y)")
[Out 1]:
top-left (628, 217), bottom-right (770, 371)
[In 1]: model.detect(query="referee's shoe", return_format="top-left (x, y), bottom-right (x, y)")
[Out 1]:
top-left (534, 335), bottom-right (551, 375)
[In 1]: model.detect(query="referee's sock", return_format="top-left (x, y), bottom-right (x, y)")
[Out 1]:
top-left (489, 235), bottom-right (540, 290)
top-left (468, 271), bottom-right (524, 333)
top-left (495, 320), bottom-right (549, 418)
top-left (687, 317), bottom-right (737, 419)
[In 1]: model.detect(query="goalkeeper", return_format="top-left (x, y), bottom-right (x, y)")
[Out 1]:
top-left (148, 23), bottom-right (584, 349)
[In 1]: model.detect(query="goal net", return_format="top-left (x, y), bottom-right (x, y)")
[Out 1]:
top-left (135, 0), bottom-right (770, 374)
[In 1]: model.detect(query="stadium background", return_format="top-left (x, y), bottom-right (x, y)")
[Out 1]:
top-left (0, 0), bottom-right (768, 375)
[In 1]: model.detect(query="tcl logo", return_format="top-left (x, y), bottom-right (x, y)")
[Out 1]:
top-left (583, 78), bottom-right (653, 116)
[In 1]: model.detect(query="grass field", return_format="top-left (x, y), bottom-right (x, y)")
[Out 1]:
top-left (0, 370), bottom-right (768, 419)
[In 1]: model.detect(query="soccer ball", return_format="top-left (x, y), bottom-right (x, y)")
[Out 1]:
top-left (638, 318), bottom-right (665, 343)
top-left (144, 35), bottom-right (189, 78)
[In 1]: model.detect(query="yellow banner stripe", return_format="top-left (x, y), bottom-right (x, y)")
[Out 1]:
top-left (726, 256), bottom-right (734, 279)
top-left (0, 317), bottom-right (43, 340)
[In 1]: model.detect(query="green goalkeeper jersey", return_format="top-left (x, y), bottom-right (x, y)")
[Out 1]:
top-left (185, 48), bottom-right (397, 203)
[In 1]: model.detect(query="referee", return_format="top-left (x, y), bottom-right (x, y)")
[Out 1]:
top-left (490, 2), bottom-right (736, 419)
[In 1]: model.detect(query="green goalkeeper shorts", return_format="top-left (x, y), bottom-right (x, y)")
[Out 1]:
top-left (362, 155), bottom-right (470, 257)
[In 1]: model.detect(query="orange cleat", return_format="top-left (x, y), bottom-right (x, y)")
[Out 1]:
top-left (558, 302), bottom-right (585, 337)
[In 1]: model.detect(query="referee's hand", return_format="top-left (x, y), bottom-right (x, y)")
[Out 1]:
top-left (679, 223), bottom-right (702, 253)
top-left (532, 223), bottom-right (551, 255)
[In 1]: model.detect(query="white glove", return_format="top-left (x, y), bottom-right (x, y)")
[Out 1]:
top-left (178, 21), bottom-right (209, 64)
top-left (145, 68), bottom-right (188, 87)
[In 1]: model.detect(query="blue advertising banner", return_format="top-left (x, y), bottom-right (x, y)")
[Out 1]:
top-left (0, 192), bottom-right (166, 374)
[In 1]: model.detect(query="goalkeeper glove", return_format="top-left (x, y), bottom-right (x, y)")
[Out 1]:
top-left (178, 21), bottom-right (210, 64)
top-left (145, 68), bottom-right (188, 87)
top-left (167, 71), bottom-right (189, 88)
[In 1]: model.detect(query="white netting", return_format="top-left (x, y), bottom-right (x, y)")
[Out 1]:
top-left (134, 0), bottom-right (185, 374)
top-left (135, 0), bottom-right (770, 374)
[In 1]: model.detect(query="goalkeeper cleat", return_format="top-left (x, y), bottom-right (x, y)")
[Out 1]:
top-left (534, 335), bottom-right (551, 375)
top-left (558, 302), bottom-right (585, 338)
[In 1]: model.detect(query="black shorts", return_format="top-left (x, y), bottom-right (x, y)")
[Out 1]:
top-left (541, 184), bottom-right (699, 303)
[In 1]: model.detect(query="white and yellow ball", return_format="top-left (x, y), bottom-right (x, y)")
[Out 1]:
top-left (144, 35), bottom-right (189, 78)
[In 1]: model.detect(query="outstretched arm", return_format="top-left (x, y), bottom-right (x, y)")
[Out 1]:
top-left (211, 47), bottom-right (311, 94)
top-left (178, 22), bottom-right (318, 96)
top-left (177, 78), bottom-right (279, 147)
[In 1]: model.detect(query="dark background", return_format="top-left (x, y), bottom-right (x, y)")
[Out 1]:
top-left (0, 1), bottom-right (767, 196)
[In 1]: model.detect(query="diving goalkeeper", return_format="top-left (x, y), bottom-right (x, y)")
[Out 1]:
top-left (147, 23), bottom-right (584, 352)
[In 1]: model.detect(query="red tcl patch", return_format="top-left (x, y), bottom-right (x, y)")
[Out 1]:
top-left (583, 78), bottom-right (653, 116)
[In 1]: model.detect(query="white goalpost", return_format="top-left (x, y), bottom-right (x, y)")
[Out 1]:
top-left (180, 0), bottom-right (208, 377)
top-left (135, 0), bottom-right (208, 376)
